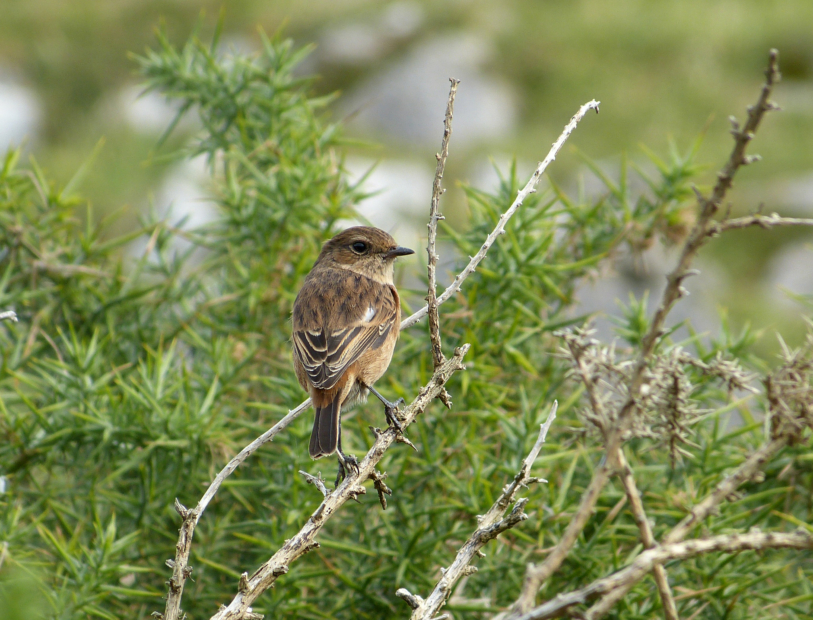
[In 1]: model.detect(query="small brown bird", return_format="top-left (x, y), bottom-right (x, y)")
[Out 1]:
top-left (292, 226), bottom-right (414, 483)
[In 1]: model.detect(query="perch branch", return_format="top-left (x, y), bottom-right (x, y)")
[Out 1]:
top-left (0, 311), bottom-right (17, 322)
top-left (510, 49), bottom-right (781, 616)
top-left (514, 530), bottom-right (813, 620)
top-left (159, 98), bottom-right (600, 619)
top-left (427, 77), bottom-right (459, 370)
top-left (209, 346), bottom-right (470, 620)
top-left (401, 99), bottom-right (601, 331)
top-left (160, 398), bottom-right (311, 620)
top-left (402, 402), bottom-right (557, 620)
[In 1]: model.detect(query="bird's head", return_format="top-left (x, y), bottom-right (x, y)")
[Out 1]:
top-left (317, 226), bottom-right (414, 283)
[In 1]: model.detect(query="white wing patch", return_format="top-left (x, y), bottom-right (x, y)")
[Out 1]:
top-left (362, 305), bottom-right (377, 322)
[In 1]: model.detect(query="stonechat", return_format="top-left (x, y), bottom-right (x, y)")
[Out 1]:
top-left (292, 226), bottom-right (414, 484)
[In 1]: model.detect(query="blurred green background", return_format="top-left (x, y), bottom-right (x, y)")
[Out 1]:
top-left (1, 0), bottom-right (812, 348)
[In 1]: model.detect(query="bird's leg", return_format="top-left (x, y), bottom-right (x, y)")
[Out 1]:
top-left (367, 384), bottom-right (405, 433)
top-left (334, 417), bottom-right (359, 488)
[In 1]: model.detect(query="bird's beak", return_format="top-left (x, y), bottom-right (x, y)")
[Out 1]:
top-left (384, 246), bottom-right (415, 259)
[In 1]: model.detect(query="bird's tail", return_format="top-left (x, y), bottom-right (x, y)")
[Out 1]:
top-left (309, 396), bottom-right (340, 459)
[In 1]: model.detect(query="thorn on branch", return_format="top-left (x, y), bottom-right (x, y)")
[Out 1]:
top-left (348, 485), bottom-right (367, 503)
top-left (174, 498), bottom-right (189, 520)
top-left (396, 588), bottom-right (424, 610)
top-left (299, 470), bottom-right (329, 497)
top-left (395, 433), bottom-right (419, 452)
top-left (272, 565), bottom-right (289, 577)
top-left (370, 470), bottom-right (393, 510)
top-left (437, 387), bottom-right (453, 408)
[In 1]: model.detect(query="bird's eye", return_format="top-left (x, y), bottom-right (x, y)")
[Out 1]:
top-left (350, 241), bottom-right (368, 254)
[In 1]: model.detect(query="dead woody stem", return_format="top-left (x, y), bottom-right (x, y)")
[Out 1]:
top-left (209, 346), bottom-right (470, 620)
top-left (158, 97), bottom-right (601, 619)
top-left (513, 530), bottom-right (813, 620)
top-left (509, 50), bottom-right (783, 616)
top-left (427, 77), bottom-right (459, 371)
top-left (399, 402), bottom-right (558, 620)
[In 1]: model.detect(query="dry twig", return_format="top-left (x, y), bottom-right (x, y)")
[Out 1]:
top-left (208, 346), bottom-right (470, 620)
top-left (400, 402), bottom-right (558, 620)
top-left (510, 50), bottom-right (782, 616)
top-left (713, 212), bottom-right (813, 233)
top-left (160, 398), bottom-right (312, 620)
top-left (427, 78), bottom-right (459, 370)
top-left (401, 99), bottom-right (601, 331)
top-left (513, 530), bottom-right (813, 620)
top-left (159, 98), bottom-right (601, 619)
top-left (615, 449), bottom-right (678, 620)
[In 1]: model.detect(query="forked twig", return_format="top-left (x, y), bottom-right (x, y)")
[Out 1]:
top-left (510, 50), bottom-right (782, 616)
top-left (399, 402), bottom-right (557, 620)
top-left (159, 98), bottom-right (601, 620)
top-left (209, 346), bottom-right (470, 620)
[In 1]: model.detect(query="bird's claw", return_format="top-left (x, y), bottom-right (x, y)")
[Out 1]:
top-left (335, 451), bottom-right (360, 487)
top-left (385, 398), bottom-right (405, 433)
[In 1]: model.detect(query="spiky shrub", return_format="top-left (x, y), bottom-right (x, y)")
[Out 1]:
top-left (0, 26), bottom-right (810, 620)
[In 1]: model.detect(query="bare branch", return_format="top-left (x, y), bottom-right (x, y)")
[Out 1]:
top-left (629, 50), bottom-right (780, 390)
top-left (408, 402), bottom-right (557, 620)
top-left (209, 346), bottom-right (470, 620)
top-left (0, 311), bottom-right (18, 322)
top-left (514, 530), bottom-right (813, 620)
top-left (508, 51), bottom-right (782, 616)
top-left (159, 99), bottom-right (599, 620)
top-left (615, 449), bottom-right (678, 620)
top-left (512, 459), bottom-right (612, 613)
top-left (713, 212), bottom-right (813, 233)
top-left (401, 99), bottom-right (601, 332)
top-left (161, 397), bottom-right (311, 620)
top-left (663, 437), bottom-right (787, 545)
top-left (427, 78), bottom-right (459, 370)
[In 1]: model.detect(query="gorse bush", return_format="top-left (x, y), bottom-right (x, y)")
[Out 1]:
top-left (1, 25), bottom-right (811, 620)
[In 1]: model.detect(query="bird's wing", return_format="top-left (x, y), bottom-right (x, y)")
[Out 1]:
top-left (293, 277), bottom-right (397, 391)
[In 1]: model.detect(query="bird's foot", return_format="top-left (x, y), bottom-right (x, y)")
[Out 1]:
top-left (335, 450), bottom-right (360, 488)
top-left (384, 398), bottom-right (405, 433)
top-left (367, 384), bottom-right (405, 432)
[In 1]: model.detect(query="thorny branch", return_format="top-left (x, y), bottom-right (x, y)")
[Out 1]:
top-left (158, 98), bottom-right (601, 619)
top-left (160, 398), bottom-right (312, 620)
top-left (513, 530), bottom-right (813, 620)
top-left (209, 346), bottom-right (470, 620)
top-left (427, 77), bottom-right (459, 371)
top-left (615, 449), bottom-right (678, 620)
top-left (713, 212), bottom-right (813, 233)
top-left (398, 402), bottom-right (558, 620)
top-left (401, 99), bottom-right (601, 331)
top-left (510, 49), bottom-right (783, 617)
